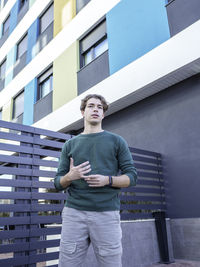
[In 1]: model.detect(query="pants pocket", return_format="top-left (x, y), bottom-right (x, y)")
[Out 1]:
top-left (99, 243), bottom-right (122, 256)
top-left (60, 241), bottom-right (77, 255)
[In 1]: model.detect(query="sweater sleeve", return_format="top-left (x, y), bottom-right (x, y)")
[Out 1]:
top-left (117, 137), bottom-right (137, 187)
top-left (54, 141), bottom-right (70, 191)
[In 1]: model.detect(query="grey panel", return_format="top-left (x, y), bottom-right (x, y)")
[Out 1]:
top-left (13, 51), bottom-right (27, 78)
top-left (77, 50), bottom-right (109, 94)
top-left (102, 73), bottom-right (200, 219)
top-left (0, 30), bottom-right (9, 48)
top-left (76, 0), bottom-right (91, 13)
top-left (17, 1), bottom-right (29, 24)
top-left (166, 0), bottom-right (200, 36)
top-left (34, 91), bottom-right (52, 123)
top-left (35, 22), bottom-right (53, 54)
top-left (81, 20), bottom-right (106, 53)
top-left (0, 79), bottom-right (5, 91)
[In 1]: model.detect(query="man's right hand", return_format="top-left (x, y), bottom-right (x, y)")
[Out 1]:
top-left (68, 158), bottom-right (91, 181)
top-left (60, 158), bottom-right (91, 188)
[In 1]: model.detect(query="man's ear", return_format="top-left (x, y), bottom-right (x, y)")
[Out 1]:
top-left (81, 110), bottom-right (85, 117)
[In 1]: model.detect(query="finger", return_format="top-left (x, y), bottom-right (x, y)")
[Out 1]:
top-left (81, 165), bottom-right (91, 172)
top-left (77, 161), bottom-right (90, 168)
top-left (81, 168), bottom-right (91, 175)
top-left (70, 158), bottom-right (74, 168)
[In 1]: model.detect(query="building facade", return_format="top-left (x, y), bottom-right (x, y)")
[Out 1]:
top-left (0, 0), bottom-right (200, 262)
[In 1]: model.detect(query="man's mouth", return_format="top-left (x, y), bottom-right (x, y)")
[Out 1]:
top-left (91, 114), bottom-right (99, 118)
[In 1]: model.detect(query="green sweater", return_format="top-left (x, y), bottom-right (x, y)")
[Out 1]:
top-left (54, 131), bottom-right (137, 211)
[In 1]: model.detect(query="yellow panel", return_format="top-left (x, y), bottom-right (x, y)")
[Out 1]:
top-left (54, 0), bottom-right (76, 36)
top-left (2, 100), bottom-right (12, 122)
top-left (53, 42), bottom-right (78, 111)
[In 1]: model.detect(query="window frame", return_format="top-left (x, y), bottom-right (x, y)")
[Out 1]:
top-left (79, 18), bottom-right (107, 68)
top-left (16, 34), bottom-right (28, 60)
top-left (37, 66), bottom-right (53, 101)
top-left (18, 0), bottom-right (28, 12)
top-left (2, 15), bottom-right (10, 35)
top-left (12, 90), bottom-right (24, 119)
top-left (0, 59), bottom-right (6, 80)
top-left (39, 3), bottom-right (54, 35)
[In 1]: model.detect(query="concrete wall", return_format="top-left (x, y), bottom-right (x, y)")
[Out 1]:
top-left (84, 220), bottom-right (174, 267)
top-left (170, 218), bottom-right (200, 261)
top-left (103, 73), bottom-right (200, 220)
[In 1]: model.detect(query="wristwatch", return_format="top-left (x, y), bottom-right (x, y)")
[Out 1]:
top-left (108, 175), bottom-right (113, 186)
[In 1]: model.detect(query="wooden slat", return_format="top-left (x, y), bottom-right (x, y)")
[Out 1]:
top-left (120, 212), bottom-right (153, 220)
top-left (0, 120), bottom-right (70, 140)
top-left (120, 204), bottom-right (166, 210)
top-left (0, 154), bottom-right (59, 168)
top-left (135, 163), bottom-right (162, 171)
top-left (132, 154), bottom-right (161, 165)
top-left (129, 147), bottom-right (161, 157)
top-left (120, 195), bottom-right (165, 202)
top-left (0, 227), bottom-right (61, 239)
top-left (0, 166), bottom-right (56, 177)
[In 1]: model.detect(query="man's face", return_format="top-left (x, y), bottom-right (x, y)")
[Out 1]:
top-left (81, 98), bottom-right (104, 126)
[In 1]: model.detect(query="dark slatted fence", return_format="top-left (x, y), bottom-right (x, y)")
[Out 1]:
top-left (0, 120), bottom-right (166, 266)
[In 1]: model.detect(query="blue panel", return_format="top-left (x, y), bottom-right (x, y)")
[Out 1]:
top-left (26, 19), bottom-right (39, 64)
top-left (4, 46), bottom-right (16, 86)
top-left (9, 1), bottom-right (20, 34)
top-left (23, 78), bottom-right (37, 125)
top-left (107, 0), bottom-right (170, 74)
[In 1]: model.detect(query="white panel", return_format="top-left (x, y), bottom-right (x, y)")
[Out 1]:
top-left (0, 0), bottom-right (52, 63)
top-left (0, 0), bottom-right (120, 107)
top-left (32, 19), bottom-right (200, 132)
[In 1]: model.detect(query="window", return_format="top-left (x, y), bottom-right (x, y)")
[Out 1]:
top-left (84, 38), bottom-right (108, 65)
top-left (40, 4), bottom-right (54, 34)
top-left (16, 34), bottom-right (27, 59)
top-left (80, 19), bottom-right (108, 67)
top-left (2, 15), bottom-right (10, 35)
top-left (19, 0), bottom-right (28, 11)
top-left (13, 91), bottom-right (24, 119)
top-left (37, 67), bottom-right (53, 100)
top-left (0, 59), bottom-right (6, 80)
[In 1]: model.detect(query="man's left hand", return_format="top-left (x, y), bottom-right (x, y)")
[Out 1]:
top-left (84, 175), bottom-right (109, 187)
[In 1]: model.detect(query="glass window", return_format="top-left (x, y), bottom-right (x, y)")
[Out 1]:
top-left (39, 75), bottom-right (53, 99)
top-left (38, 67), bottom-right (53, 100)
top-left (19, 0), bottom-right (28, 11)
top-left (2, 15), bottom-right (10, 35)
top-left (83, 37), bottom-right (108, 66)
top-left (13, 91), bottom-right (24, 119)
top-left (0, 59), bottom-right (6, 80)
top-left (16, 34), bottom-right (28, 59)
top-left (40, 4), bottom-right (54, 34)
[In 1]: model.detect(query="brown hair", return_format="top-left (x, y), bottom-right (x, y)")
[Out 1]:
top-left (80, 94), bottom-right (108, 113)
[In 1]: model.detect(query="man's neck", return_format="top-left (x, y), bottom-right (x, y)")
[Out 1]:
top-left (82, 124), bottom-right (103, 134)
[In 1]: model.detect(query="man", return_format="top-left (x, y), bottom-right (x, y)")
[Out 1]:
top-left (54, 94), bottom-right (137, 267)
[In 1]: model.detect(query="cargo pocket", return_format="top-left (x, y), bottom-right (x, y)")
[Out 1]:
top-left (60, 241), bottom-right (77, 255)
top-left (99, 243), bottom-right (122, 256)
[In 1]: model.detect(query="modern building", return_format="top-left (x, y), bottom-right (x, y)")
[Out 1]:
top-left (0, 0), bottom-right (200, 263)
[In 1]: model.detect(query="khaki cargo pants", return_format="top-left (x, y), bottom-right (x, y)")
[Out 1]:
top-left (58, 207), bottom-right (122, 267)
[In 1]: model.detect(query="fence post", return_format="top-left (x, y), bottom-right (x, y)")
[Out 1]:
top-left (152, 211), bottom-right (172, 264)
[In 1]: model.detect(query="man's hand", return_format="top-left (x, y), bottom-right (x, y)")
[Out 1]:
top-left (84, 175), bottom-right (109, 187)
top-left (68, 158), bottom-right (91, 181)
